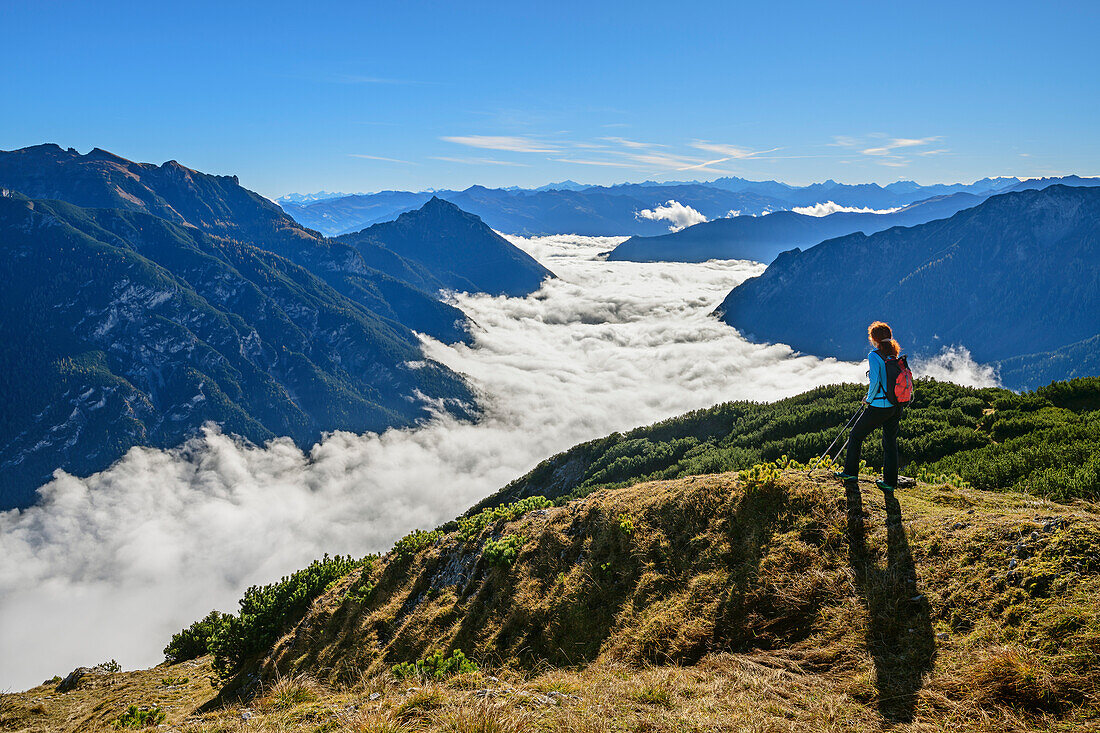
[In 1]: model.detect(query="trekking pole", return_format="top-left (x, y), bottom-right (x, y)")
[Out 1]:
top-left (810, 404), bottom-right (866, 473)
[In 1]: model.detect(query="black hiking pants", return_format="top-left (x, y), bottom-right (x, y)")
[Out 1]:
top-left (843, 405), bottom-right (902, 487)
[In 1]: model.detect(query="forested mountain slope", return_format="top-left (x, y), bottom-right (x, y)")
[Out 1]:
top-left (0, 193), bottom-right (474, 508)
top-left (713, 185), bottom-right (1100, 389)
top-left (0, 145), bottom-right (565, 507)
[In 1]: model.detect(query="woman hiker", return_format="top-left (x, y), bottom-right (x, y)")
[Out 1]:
top-left (835, 321), bottom-right (904, 494)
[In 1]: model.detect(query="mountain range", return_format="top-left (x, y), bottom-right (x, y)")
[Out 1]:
top-left (712, 185), bottom-right (1100, 389)
top-left (608, 176), bottom-right (1100, 263)
top-left (278, 176), bottom-right (1029, 237)
top-left (0, 145), bottom-right (552, 508)
top-left (607, 192), bottom-right (984, 263)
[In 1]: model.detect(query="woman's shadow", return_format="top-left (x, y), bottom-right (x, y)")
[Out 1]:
top-left (844, 483), bottom-right (936, 723)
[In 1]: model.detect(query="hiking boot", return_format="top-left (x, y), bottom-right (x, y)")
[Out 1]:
top-left (876, 480), bottom-right (895, 494)
top-left (834, 471), bottom-right (858, 481)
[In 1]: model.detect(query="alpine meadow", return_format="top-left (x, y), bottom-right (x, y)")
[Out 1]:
top-left (2, 3), bottom-right (1100, 732)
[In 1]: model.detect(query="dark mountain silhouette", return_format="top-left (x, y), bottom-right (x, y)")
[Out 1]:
top-left (713, 186), bottom-right (1100, 388)
top-left (278, 175), bottom-right (1037, 238)
top-left (608, 177), bottom-right (1100, 264)
top-left (1003, 175), bottom-right (1100, 193)
top-left (0, 146), bottom-right (558, 508)
top-left (607, 192), bottom-right (986, 263)
top-left (439, 185), bottom-right (786, 238)
top-left (707, 175), bottom-right (1022, 207)
top-left (282, 184), bottom-right (787, 237)
top-left (0, 144), bottom-right (470, 344)
top-left (339, 197), bottom-right (553, 297)
top-left (0, 193), bottom-right (474, 509)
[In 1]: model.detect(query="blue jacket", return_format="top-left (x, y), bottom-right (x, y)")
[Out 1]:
top-left (866, 350), bottom-right (892, 408)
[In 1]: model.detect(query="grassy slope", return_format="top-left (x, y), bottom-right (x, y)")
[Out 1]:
top-left (7, 470), bottom-right (1097, 731)
top-left (0, 659), bottom-right (216, 732)
top-left (471, 378), bottom-right (1100, 514)
top-left (5, 379), bottom-right (1100, 731)
top-left (262, 468), bottom-right (1096, 731)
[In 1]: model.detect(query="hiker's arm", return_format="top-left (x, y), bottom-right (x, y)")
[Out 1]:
top-left (866, 353), bottom-right (883, 403)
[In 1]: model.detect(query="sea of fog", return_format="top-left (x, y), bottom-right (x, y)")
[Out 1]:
top-left (0, 235), bottom-right (997, 691)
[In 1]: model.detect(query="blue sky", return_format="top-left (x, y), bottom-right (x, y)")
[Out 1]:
top-left (2, 1), bottom-right (1097, 197)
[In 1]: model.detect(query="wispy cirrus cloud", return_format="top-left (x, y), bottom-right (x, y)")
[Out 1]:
top-left (600, 136), bottom-right (665, 149)
top-left (690, 141), bottom-right (782, 159)
top-left (830, 135), bottom-right (861, 148)
top-left (828, 134), bottom-right (945, 167)
top-left (862, 137), bottom-right (941, 156)
top-left (440, 135), bottom-right (560, 154)
top-left (437, 129), bottom-right (792, 175)
top-left (430, 156), bottom-right (528, 167)
top-left (551, 158), bottom-right (643, 169)
top-left (349, 154), bottom-right (419, 165)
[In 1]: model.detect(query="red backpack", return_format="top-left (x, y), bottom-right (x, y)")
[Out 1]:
top-left (883, 354), bottom-right (914, 406)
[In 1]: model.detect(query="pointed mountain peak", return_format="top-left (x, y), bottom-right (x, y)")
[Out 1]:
top-left (84, 147), bottom-right (132, 164)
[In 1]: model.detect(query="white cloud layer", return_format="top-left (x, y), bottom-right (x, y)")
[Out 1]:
top-left (790, 201), bottom-right (903, 217)
top-left (911, 346), bottom-right (1000, 387)
top-left (0, 237), bottom-right (998, 691)
top-left (635, 200), bottom-right (708, 231)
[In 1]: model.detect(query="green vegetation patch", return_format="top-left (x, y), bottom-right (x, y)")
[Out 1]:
top-left (391, 649), bottom-right (478, 681)
top-left (166, 554), bottom-right (374, 679)
top-left (457, 496), bottom-right (552, 541)
top-left (477, 377), bottom-right (1100, 509)
top-left (482, 535), bottom-right (525, 567)
top-left (114, 705), bottom-right (165, 729)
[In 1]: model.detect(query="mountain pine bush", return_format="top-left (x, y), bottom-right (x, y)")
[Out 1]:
top-left (163, 554), bottom-right (373, 678)
top-left (475, 378), bottom-right (1100, 510)
top-left (163, 611), bottom-right (232, 664)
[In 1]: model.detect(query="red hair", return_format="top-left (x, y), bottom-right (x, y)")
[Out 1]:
top-left (868, 321), bottom-right (900, 357)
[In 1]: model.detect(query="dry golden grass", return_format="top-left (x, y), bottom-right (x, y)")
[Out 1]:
top-left (0, 657), bottom-right (217, 732)
top-left (5, 470), bottom-right (1100, 732)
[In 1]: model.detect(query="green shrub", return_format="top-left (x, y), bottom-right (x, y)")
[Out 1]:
top-left (391, 649), bottom-right (478, 680)
top-left (482, 535), bottom-right (524, 567)
top-left (94, 660), bottom-right (121, 674)
top-left (738, 462), bottom-right (782, 488)
top-left (458, 496), bottom-right (552, 541)
top-left (115, 705), bottom-right (165, 728)
top-left (464, 378), bottom-right (1099, 508)
top-left (392, 529), bottom-right (443, 561)
top-left (617, 513), bottom-right (635, 536)
top-left (160, 676), bottom-right (189, 686)
top-left (913, 466), bottom-right (972, 489)
top-left (163, 610), bottom-right (231, 664)
top-left (186, 554), bottom-right (373, 679)
top-left (343, 579), bottom-right (375, 605)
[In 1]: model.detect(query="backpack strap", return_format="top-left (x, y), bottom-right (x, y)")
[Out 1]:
top-left (870, 351), bottom-right (889, 401)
